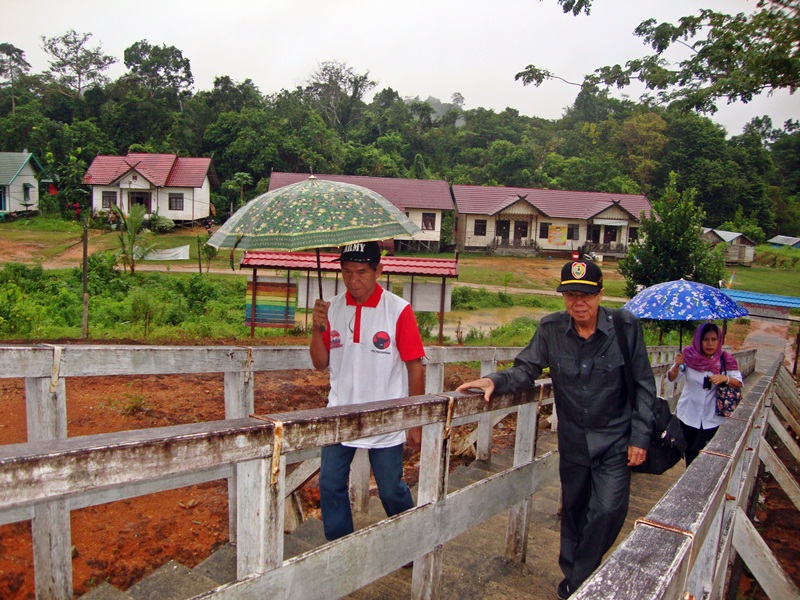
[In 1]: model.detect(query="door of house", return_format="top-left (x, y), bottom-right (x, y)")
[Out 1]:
top-left (129, 192), bottom-right (152, 213)
top-left (496, 220), bottom-right (510, 241)
top-left (586, 224), bottom-right (601, 243)
top-left (603, 226), bottom-right (618, 244)
top-left (514, 221), bottom-right (528, 243)
top-left (0, 187), bottom-right (5, 211)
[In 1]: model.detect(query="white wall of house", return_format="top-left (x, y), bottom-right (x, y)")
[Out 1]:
top-left (4, 162), bottom-right (40, 212)
top-left (405, 208), bottom-right (441, 242)
top-left (91, 174), bottom-right (211, 220)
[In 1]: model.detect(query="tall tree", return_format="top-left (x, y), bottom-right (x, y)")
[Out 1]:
top-left (618, 173), bottom-right (725, 297)
top-left (123, 40), bottom-right (193, 107)
top-left (41, 30), bottom-right (117, 98)
top-left (517, 1), bottom-right (800, 115)
top-left (0, 43), bottom-right (31, 113)
top-left (304, 60), bottom-right (376, 139)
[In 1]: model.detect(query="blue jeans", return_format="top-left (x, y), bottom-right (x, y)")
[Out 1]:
top-left (319, 443), bottom-right (414, 541)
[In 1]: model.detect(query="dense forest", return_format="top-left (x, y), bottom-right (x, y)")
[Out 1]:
top-left (1, 28), bottom-right (799, 241)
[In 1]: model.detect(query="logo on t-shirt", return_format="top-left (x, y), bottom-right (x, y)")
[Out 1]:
top-left (330, 330), bottom-right (343, 349)
top-left (372, 331), bottom-right (391, 350)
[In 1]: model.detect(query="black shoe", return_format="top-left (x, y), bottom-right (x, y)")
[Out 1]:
top-left (557, 579), bottom-right (572, 600)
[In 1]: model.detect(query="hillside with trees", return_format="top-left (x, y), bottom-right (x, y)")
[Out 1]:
top-left (1, 19), bottom-right (798, 240)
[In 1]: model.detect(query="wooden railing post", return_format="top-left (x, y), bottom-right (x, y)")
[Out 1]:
top-left (26, 364), bottom-right (72, 600)
top-left (412, 417), bottom-right (450, 599)
top-left (224, 368), bottom-right (254, 542)
top-left (350, 449), bottom-right (370, 513)
top-left (236, 451), bottom-right (285, 578)
top-left (424, 347), bottom-right (445, 394)
top-left (475, 357), bottom-right (498, 460)
top-left (506, 400), bottom-right (538, 562)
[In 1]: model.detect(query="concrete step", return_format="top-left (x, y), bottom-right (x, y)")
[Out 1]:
top-left (193, 543), bottom-right (236, 586)
top-left (126, 560), bottom-right (218, 600)
top-left (79, 582), bottom-right (134, 600)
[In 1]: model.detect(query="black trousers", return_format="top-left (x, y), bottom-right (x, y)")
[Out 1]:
top-left (558, 448), bottom-right (631, 591)
top-left (680, 421), bottom-right (719, 466)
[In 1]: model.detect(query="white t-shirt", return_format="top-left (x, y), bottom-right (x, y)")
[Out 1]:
top-left (322, 284), bottom-right (425, 448)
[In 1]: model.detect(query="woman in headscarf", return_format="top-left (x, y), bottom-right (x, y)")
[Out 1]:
top-left (667, 322), bottom-right (743, 465)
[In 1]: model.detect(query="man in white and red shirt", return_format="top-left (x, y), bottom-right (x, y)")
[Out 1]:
top-left (310, 241), bottom-right (425, 541)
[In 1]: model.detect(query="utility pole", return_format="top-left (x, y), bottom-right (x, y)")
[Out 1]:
top-left (81, 217), bottom-right (89, 339)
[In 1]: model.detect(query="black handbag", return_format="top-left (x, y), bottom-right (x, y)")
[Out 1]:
top-left (612, 311), bottom-right (686, 475)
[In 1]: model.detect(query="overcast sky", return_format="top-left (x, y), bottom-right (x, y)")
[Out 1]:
top-left (4, 0), bottom-right (797, 136)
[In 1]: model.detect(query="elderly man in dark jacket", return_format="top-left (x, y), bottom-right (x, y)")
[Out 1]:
top-left (457, 260), bottom-right (656, 599)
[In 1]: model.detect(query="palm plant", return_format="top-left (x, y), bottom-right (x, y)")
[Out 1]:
top-left (111, 204), bottom-right (157, 274)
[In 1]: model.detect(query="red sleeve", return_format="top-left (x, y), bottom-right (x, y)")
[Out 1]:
top-left (395, 305), bottom-right (425, 361)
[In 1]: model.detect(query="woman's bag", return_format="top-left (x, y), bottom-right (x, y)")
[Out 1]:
top-left (612, 311), bottom-right (687, 474)
top-left (715, 353), bottom-right (742, 417)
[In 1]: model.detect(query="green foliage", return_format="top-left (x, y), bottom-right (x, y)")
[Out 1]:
top-left (451, 286), bottom-right (514, 310)
top-left (112, 204), bottom-right (157, 274)
top-left (415, 312), bottom-right (437, 338)
top-left (618, 173), bottom-right (726, 296)
top-left (148, 211), bottom-right (175, 233)
top-left (466, 317), bottom-right (538, 347)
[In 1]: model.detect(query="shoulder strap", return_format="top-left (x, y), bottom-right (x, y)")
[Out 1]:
top-left (612, 310), bottom-right (636, 405)
top-left (720, 353), bottom-right (727, 374)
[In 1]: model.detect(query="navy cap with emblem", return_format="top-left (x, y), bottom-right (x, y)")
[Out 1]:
top-left (556, 261), bottom-right (603, 293)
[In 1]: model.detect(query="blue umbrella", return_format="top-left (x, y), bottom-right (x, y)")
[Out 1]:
top-left (622, 279), bottom-right (748, 348)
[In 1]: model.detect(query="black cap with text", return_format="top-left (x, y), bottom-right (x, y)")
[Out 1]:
top-left (336, 241), bottom-right (382, 263)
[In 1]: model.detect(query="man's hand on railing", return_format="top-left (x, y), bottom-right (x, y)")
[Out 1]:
top-left (456, 378), bottom-right (495, 403)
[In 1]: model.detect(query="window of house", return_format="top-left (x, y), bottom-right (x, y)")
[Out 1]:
top-left (422, 212), bottom-right (436, 231)
top-left (567, 224), bottom-right (579, 240)
top-left (102, 191), bottom-right (117, 209)
top-left (539, 222), bottom-right (550, 239)
top-left (169, 193), bottom-right (184, 211)
top-left (629, 227), bottom-right (639, 242)
top-left (474, 219), bottom-right (487, 236)
top-left (0, 187), bottom-right (6, 211)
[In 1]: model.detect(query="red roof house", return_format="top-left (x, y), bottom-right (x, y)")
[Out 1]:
top-left (85, 153), bottom-right (218, 221)
top-left (451, 184), bottom-right (652, 257)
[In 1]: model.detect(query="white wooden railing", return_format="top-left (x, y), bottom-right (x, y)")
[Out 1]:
top-left (0, 344), bottom-right (762, 599)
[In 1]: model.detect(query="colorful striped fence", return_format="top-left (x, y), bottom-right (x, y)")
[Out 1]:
top-left (245, 275), bottom-right (296, 328)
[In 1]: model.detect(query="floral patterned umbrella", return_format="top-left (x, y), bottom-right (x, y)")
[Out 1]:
top-left (622, 279), bottom-right (748, 348)
top-left (207, 176), bottom-right (420, 251)
top-left (207, 176), bottom-right (421, 297)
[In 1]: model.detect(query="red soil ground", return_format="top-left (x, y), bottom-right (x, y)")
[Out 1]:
top-left (0, 353), bottom-right (489, 599)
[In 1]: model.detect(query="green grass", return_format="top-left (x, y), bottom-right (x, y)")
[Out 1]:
top-left (724, 265), bottom-right (800, 296)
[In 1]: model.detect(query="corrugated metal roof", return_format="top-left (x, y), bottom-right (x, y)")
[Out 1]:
top-left (269, 172), bottom-right (453, 211)
top-left (768, 235), bottom-right (800, 247)
top-left (84, 153), bottom-right (214, 188)
top-left (724, 289), bottom-right (800, 309)
top-left (241, 251), bottom-right (458, 277)
top-left (0, 152), bottom-right (44, 186)
top-left (452, 184), bottom-right (652, 221)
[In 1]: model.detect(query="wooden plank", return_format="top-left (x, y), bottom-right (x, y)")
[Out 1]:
top-left (32, 499), bottom-right (72, 600)
top-left (202, 453), bottom-right (559, 599)
top-left (768, 410), bottom-right (800, 465)
top-left (759, 443), bottom-right (800, 511)
top-left (505, 402), bottom-right (537, 562)
top-left (412, 420), bottom-right (449, 599)
top-left (285, 458), bottom-right (320, 496)
top-left (0, 418), bottom-right (273, 509)
top-left (574, 525), bottom-right (691, 599)
top-left (732, 508), bottom-right (800, 600)
top-left (236, 456), bottom-right (285, 578)
top-left (774, 396), bottom-right (800, 439)
top-left (350, 449), bottom-right (370, 513)
top-left (25, 376), bottom-right (66, 442)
